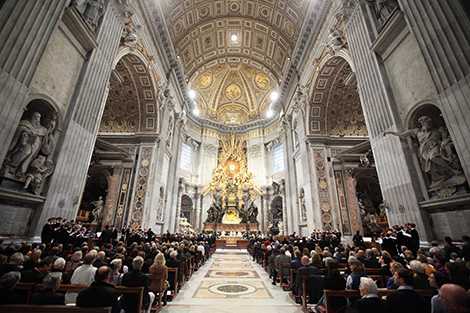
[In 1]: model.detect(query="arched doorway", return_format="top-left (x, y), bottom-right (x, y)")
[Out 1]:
top-left (181, 194), bottom-right (193, 226)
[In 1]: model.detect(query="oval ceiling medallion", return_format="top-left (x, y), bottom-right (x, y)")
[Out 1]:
top-left (255, 73), bottom-right (270, 89)
top-left (197, 73), bottom-right (212, 88)
top-left (226, 84), bottom-right (242, 100)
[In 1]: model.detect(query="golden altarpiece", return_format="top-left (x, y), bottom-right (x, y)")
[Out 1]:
top-left (203, 134), bottom-right (261, 233)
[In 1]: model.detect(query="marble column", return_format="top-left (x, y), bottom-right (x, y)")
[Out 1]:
top-left (34, 4), bottom-right (123, 235)
top-left (343, 2), bottom-right (432, 241)
top-left (397, 0), bottom-right (470, 180)
top-left (0, 1), bottom-right (68, 161)
top-left (101, 165), bottom-right (123, 229)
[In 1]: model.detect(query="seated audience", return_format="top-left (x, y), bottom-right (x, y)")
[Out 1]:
top-left (354, 277), bottom-right (390, 313)
top-left (166, 250), bottom-right (183, 288)
top-left (378, 255), bottom-right (393, 276)
top-left (66, 252), bottom-right (97, 304)
top-left (76, 266), bottom-right (120, 313)
top-left (409, 260), bottom-right (432, 290)
top-left (386, 268), bottom-right (430, 313)
top-left (387, 261), bottom-right (404, 289)
top-left (346, 260), bottom-right (369, 305)
top-left (428, 271), bottom-right (452, 313)
top-left (0, 271), bottom-right (23, 304)
top-left (149, 252), bottom-right (169, 306)
top-left (30, 272), bottom-right (65, 305)
top-left (21, 257), bottom-right (53, 283)
top-left (109, 258), bottom-right (123, 286)
top-left (0, 252), bottom-right (24, 278)
top-left (64, 250), bottom-right (83, 275)
top-left (292, 255), bottom-right (317, 295)
top-left (122, 256), bottom-right (154, 313)
top-left (51, 257), bottom-right (71, 284)
top-left (313, 259), bottom-right (346, 313)
top-left (364, 249), bottom-right (380, 268)
top-left (438, 283), bottom-right (470, 313)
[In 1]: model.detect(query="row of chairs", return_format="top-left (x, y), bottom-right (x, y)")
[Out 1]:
top-left (248, 247), bottom-right (436, 313)
top-left (2, 283), bottom-right (144, 313)
top-left (148, 245), bottom-right (217, 311)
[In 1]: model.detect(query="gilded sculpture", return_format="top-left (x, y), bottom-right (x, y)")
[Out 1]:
top-left (203, 134), bottom-right (261, 224)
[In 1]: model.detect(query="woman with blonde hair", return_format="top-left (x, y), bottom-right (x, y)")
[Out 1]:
top-left (109, 258), bottom-right (123, 286)
top-left (64, 250), bottom-right (82, 275)
top-left (23, 249), bottom-right (42, 270)
top-left (149, 252), bottom-right (169, 306)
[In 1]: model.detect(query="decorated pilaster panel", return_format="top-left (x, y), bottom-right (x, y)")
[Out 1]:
top-left (344, 168), bottom-right (362, 235)
top-left (334, 170), bottom-right (352, 236)
top-left (114, 167), bottom-right (131, 228)
top-left (130, 147), bottom-right (153, 228)
top-left (101, 166), bottom-right (123, 228)
top-left (312, 149), bottom-right (333, 230)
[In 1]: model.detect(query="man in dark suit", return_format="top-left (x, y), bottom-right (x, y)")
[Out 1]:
top-left (292, 256), bottom-right (318, 295)
top-left (76, 266), bottom-right (120, 313)
top-left (41, 218), bottom-right (53, 244)
top-left (30, 272), bottom-right (65, 305)
top-left (354, 277), bottom-right (390, 313)
top-left (386, 269), bottom-right (430, 313)
top-left (100, 225), bottom-right (113, 245)
top-left (166, 250), bottom-right (183, 287)
top-left (122, 256), bottom-right (154, 313)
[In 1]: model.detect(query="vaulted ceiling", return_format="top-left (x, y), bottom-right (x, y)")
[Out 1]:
top-left (159, 0), bottom-right (312, 125)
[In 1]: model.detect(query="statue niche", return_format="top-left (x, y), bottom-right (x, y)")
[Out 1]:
top-left (1, 104), bottom-right (58, 195)
top-left (384, 114), bottom-right (466, 195)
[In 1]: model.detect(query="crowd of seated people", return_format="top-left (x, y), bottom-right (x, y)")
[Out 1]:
top-left (0, 220), bottom-right (216, 312)
top-left (249, 224), bottom-right (470, 313)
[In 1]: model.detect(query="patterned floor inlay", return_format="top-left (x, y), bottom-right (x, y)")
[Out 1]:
top-left (204, 269), bottom-right (260, 278)
top-left (211, 261), bottom-right (253, 268)
top-left (193, 281), bottom-right (273, 299)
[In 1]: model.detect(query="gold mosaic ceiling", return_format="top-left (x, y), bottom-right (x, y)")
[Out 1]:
top-left (160, 0), bottom-right (310, 125)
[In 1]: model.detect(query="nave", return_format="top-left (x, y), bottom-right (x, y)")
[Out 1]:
top-left (162, 249), bottom-right (301, 313)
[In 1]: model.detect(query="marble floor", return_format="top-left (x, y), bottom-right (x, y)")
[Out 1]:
top-left (160, 249), bottom-right (302, 313)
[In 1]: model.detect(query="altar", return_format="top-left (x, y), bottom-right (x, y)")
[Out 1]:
top-left (221, 235), bottom-right (243, 244)
top-left (203, 222), bottom-right (259, 233)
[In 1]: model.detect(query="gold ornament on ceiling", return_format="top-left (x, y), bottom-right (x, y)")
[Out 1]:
top-left (255, 73), bottom-right (270, 89)
top-left (226, 84), bottom-right (242, 100)
top-left (197, 73), bottom-right (212, 88)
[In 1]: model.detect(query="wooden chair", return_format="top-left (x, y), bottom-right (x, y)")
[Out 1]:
top-left (34, 284), bottom-right (144, 313)
top-left (280, 263), bottom-right (291, 290)
top-left (323, 289), bottom-right (436, 313)
top-left (167, 268), bottom-right (179, 299)
top-left (147, 273), bottom-right (165, 312)
top-left (12, 282), bottom-right (35, 304)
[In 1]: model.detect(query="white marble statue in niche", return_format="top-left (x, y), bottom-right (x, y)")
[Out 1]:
top-left (384, 115), bottom-right (466, 191)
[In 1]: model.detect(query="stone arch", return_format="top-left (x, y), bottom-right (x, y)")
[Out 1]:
top-left (77, 168), bottom-right (110, 228)
top-left (308, 56), bottom-right (367, 137)
top-left (101, 51), bottom-right (159, 133)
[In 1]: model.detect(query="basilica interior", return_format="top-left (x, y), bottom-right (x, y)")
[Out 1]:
top-left (0, 0), bottom-right (469, 245)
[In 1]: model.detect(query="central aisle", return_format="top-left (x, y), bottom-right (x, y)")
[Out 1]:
top-left (161, 248), bottom-right (302, 313)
